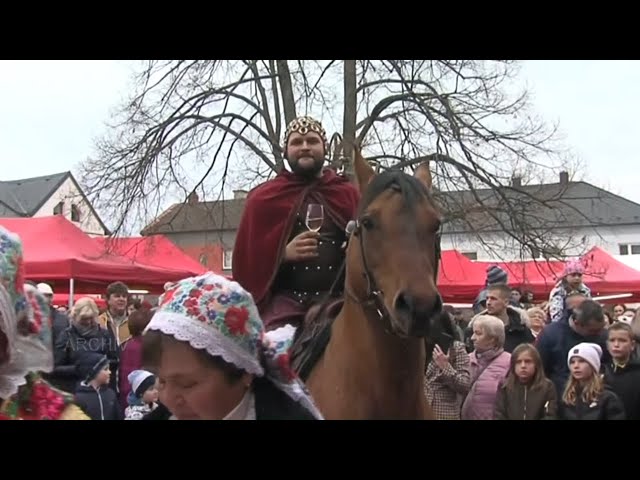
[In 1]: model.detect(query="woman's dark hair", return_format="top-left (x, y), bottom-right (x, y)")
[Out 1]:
top-left (613, 303), bottom-right (627, 312)
top-left (128, 309), bottom-right (154, 337)
top-left (504, 344), bottom-right (547, 391)
top-left (142, 330), bottom-right (245, 384)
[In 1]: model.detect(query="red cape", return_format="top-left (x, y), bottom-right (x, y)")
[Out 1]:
top-left (232, 168), bottom-right (360, 311)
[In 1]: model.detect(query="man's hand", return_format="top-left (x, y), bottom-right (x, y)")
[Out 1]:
top-left (284, 231), bottom-right (320, 262)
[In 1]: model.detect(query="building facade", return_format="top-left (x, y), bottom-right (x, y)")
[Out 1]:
top-left (0, 172), bottom-right (109, 236)
top-left (142, 172), bottom-right (640, 272)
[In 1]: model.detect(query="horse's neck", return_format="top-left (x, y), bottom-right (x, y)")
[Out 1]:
top-left (329, 300), bottom-right (428, 418)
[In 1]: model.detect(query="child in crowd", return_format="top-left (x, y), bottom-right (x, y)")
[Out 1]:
top-left (603, 322), bottom-right (640, 420)
top-left (125, 370), bottom-right (159, 420)
top-left (495, 344), bottom-right (557, 420)
top-left (558, 342), bottom-right (625, 420)
top-left (74, 352), bottom-right (123, 420)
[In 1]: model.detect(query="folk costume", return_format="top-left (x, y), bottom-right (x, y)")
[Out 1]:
top-left (143, 272), bottom-right (324, 420)
top-left (0, 226), bottom-right (88, 420)
top-left (232, 116), bottom-right (360, 331)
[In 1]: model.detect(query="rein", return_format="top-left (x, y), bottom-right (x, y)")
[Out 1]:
top-left (343, 215), bottom-right (442, 329)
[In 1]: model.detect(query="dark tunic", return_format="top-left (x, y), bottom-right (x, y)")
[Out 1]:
top-left (273, 197), bottom-right (346, 306)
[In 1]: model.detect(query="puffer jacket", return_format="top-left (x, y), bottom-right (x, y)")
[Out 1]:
top-left (494, 378), bottom-right (557, 420)
top-left (125, 392), bottom-right (157, 420)
top-left (461, 349), bottom-right (511, 420)
top-left (558, 386), bottom-right (625, 420)
top-left (548, 281), bottom-right (591, 323)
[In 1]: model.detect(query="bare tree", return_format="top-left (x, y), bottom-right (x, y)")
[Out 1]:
top-left (81, 60), bottom-right (589, 261)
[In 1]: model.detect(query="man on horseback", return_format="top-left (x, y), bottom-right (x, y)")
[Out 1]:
top-left (232, 116), bottom-right (360, 331)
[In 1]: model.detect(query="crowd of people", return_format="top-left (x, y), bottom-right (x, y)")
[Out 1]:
top-left (1, 114), bottom-right (639, 420)
top-left (426, 262), bottom-right (640, 420)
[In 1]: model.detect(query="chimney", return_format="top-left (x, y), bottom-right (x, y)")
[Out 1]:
top-left (187, 192), bottom-right (199, 204)
top-left (511, 175), bottom-right (522, 188)
top-left (559, 171), bottom-right (569, 185)
top-left (233, 189), bottom-right (248, 200)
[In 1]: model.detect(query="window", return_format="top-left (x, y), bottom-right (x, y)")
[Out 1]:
top-left (619, 244), bottom-right (640, 255)
top-left (71, 204), bottom-right (81, 222)
top-left (223, 249), bottom-right (233, 270)
top-left (461, 251), bottom-right (477, 260)
top-left (53, 201), bottom-right (64, 215)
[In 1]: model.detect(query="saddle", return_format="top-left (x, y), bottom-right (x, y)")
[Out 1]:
top-left (290, 297), bottom-right (344, 383)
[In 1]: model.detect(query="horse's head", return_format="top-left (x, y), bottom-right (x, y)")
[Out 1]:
top-left (345, 149), bottom-right (443, 338)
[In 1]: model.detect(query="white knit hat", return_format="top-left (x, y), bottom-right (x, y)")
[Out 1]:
top-left (128, 369), bottom-right (155, 398)
top-left (567, 342), bottom-right (602, 373)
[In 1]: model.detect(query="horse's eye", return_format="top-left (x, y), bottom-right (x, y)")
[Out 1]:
top-left (361, 217), bottom-right (375, 230)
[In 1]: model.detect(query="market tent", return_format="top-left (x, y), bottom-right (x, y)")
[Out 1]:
top-left (437, 250), bottom-right (487, 302)
top-left (94, 235), bottom-right (207, 276)
top-left (474, 247), bottom-right (640, 302)
top-left (0, 216), bottom-right (198, 292)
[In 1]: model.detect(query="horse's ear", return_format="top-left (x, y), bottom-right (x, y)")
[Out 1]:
top-left (414, 160), bottom-right (433, 191)
top-left (353, 146), bottom-right (375, 193)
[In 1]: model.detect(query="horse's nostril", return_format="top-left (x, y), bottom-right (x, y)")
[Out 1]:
top-left (394, 291), bottom-right (443, 319)
top-left (394, 292), bottom-right (414, 317)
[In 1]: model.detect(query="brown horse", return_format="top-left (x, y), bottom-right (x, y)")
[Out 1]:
top-left (300, 149), bottom-right (443, 419)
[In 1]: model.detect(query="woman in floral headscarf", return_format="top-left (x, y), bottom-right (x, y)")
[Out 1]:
top-left (0, 226), bottom-right (88, 420)
top-left (548, 259), bottom-right (592, 324)
top-left (141, 272), bottom-right (323, 420)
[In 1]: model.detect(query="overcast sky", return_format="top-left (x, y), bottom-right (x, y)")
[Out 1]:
top-left (1, 60), bottom-right (638, 204)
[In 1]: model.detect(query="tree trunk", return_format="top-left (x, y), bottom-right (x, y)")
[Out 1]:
top-left (342, 60), bottom-right (357, 180)
top-left (276, 60), bottom-right (297, 124)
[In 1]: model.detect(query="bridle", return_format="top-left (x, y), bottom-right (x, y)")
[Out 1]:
top-left (343, 212), bottom-right (442, 330)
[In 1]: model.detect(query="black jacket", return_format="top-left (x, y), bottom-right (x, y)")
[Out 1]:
top-left (536, 320), bottom-right (610, 398)
top-left (75, 383), bottom-right (123, 420)
top-left (143, 377), bottom-right (319, 420)
top-left (52, 323), bottom-right (120, 393)
top-left (558, 387), bottom-right (625, 420)
top-left (603, 358), bottom-right (640, 420)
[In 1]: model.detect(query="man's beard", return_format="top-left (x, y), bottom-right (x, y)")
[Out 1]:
top-left (287, 155), bottom-right (325, 180)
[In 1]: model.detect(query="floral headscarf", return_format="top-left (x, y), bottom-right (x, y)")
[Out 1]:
top-left (0, 226), bottom-right (53, 399)
top-left (144, 272), bottom-right (323, 419)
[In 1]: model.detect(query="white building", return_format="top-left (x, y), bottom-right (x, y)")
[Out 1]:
top-left (0, 172), bottom-right (109, 236)
top-left (440, 171), bottom-right (640, 262)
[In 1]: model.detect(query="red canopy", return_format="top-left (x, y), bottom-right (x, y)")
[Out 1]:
top-left (0, 216), bottom-right (198, 292)
top-left (94, 235), bottom-right (207, 276)
top-left (437, 250), bottom-right (487, 303)
top-left (474, 247), bottom-right (640, 303)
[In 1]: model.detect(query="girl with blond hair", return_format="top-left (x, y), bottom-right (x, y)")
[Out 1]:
top-left (558, 342), bottom-right (625, 420)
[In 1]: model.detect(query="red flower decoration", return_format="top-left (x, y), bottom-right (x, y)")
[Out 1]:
top-left (189, 288), bottom-right (202, 298)
top-left (225, 306), bottom-right (249, 335)
top-left (13, 255), bottom-right (25, 295)
top-left (161, 287), bottom-right (178, 305)
top-left (277, 353), bottom-right (296, 382)
top-left (29, 382), bottom-right (67, 419)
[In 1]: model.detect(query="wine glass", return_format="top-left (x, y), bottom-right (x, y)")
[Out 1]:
top-left (305, 204), bottom-right (324, 232)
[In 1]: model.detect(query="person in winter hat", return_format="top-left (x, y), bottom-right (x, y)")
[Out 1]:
top-left (558, 342), bottom-right (625, 420)
top-left (74, 352), bottom-right (123, 420)
top-left (0, 226), bottom-right (88, 420)
top-left (125, 369), bottom-right (158, 420)
top-left (548, 258), bottom-right (592, 323)
top-left (472, 265), bottom-right (508, 314)
top-left (141, 272), bottom-right (323, 420)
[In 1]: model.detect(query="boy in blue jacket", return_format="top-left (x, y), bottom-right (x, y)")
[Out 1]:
top-left (74, 353), bottom-right (123, 420)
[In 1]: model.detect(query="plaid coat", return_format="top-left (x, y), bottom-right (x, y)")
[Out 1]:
top-left (424, 341), bottom-right (471, 420)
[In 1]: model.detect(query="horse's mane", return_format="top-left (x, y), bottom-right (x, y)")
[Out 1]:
top-left (358, 169), bottom-right (433, 215)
